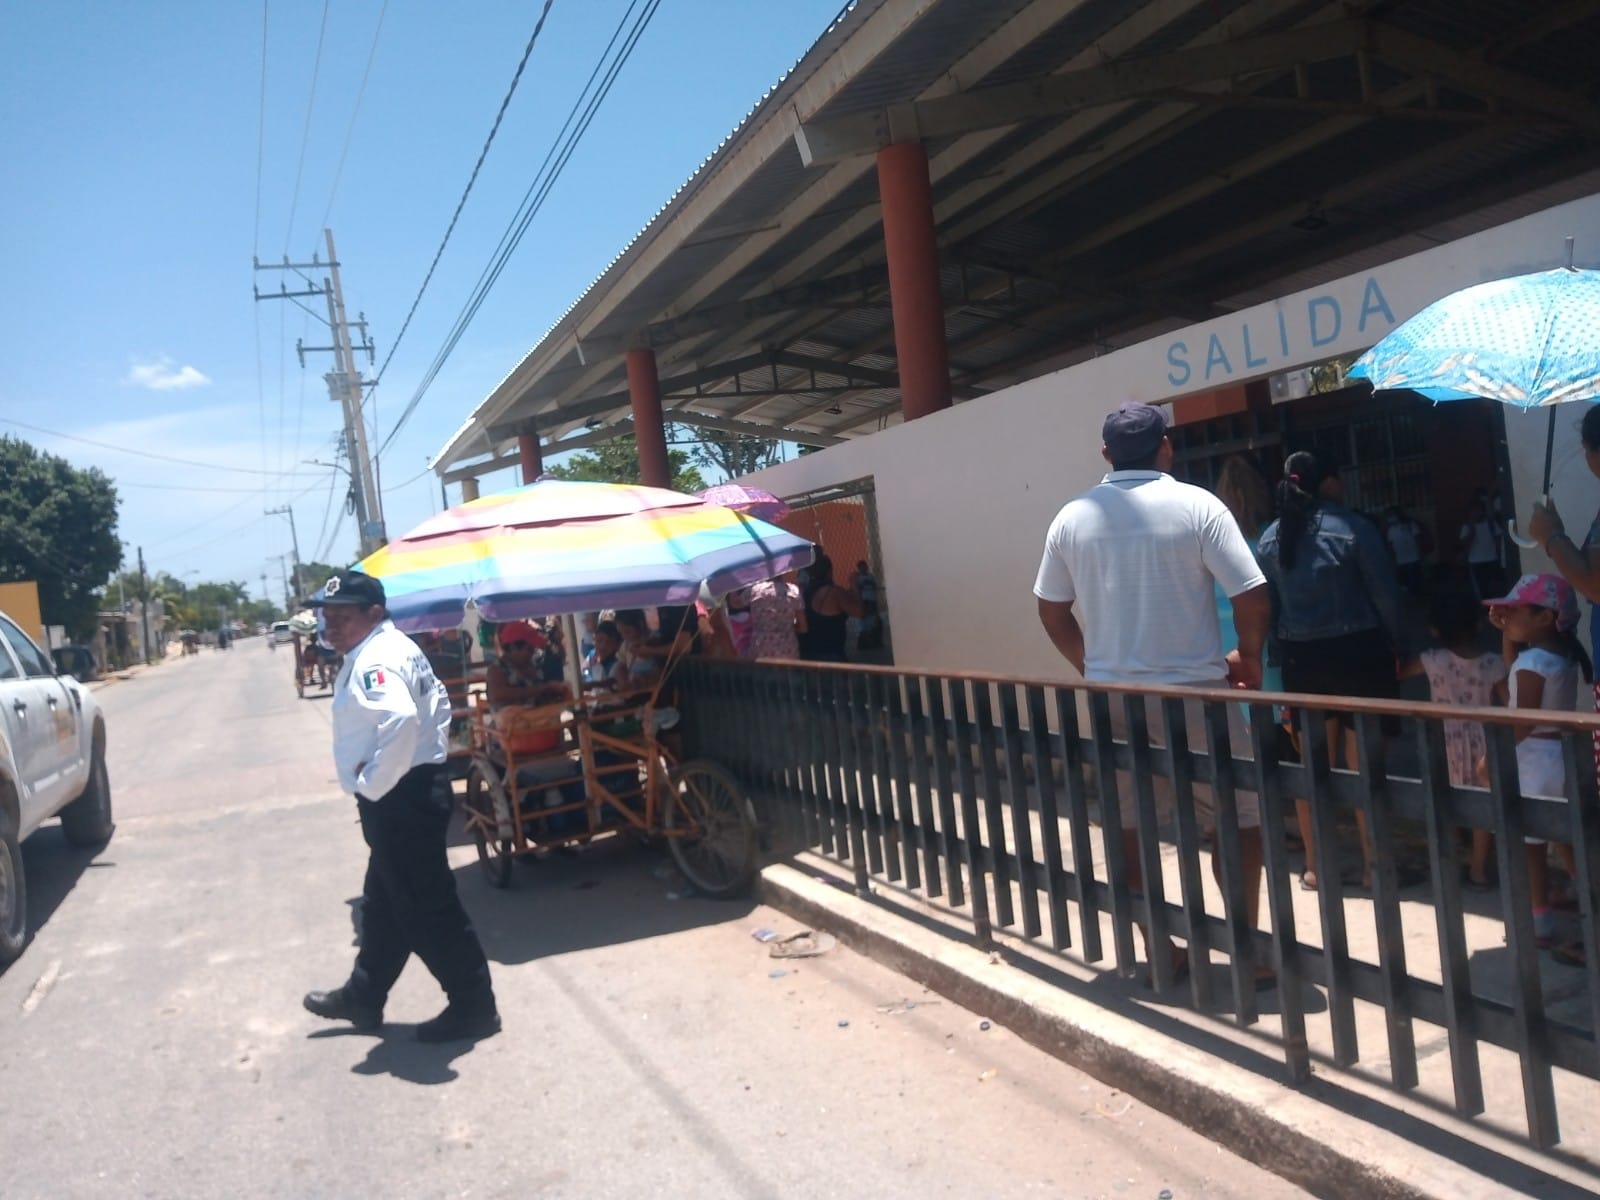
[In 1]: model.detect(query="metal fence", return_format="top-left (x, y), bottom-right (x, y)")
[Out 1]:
top-left (677, 657), bottom-right (1600, 1149)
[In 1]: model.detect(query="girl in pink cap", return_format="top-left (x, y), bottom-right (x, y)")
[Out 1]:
top-left (1481, 572), bottom-right (1591, 960)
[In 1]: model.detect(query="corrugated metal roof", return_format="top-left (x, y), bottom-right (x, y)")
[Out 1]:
top-left (437, 0), bottom-right (1600, 471)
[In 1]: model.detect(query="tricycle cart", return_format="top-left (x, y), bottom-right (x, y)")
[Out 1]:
top-left (459, 668), bottom-right (757, 897)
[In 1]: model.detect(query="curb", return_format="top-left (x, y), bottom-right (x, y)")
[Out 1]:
top-left (754, 858), bottom-right (1575, 1200)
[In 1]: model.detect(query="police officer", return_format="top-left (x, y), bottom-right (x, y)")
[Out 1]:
top-left (302, 570), bottom-right (500, 1043)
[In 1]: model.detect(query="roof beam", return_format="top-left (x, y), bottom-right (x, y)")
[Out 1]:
top-left (795, 20), bottom-right (1372, 164)
top-left (1366, 25), bottom-right (1600, 138)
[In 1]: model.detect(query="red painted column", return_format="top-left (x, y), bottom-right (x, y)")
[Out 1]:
top-left (626, 347), bottom-right (672, 488)
top-left (876, 141), bottom-right (951, 421)
top-left (517, 432), bottom-right (543, 484)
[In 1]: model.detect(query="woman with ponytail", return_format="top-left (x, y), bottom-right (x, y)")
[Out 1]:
top-left (1258, 451), bottom-right (1411, 890)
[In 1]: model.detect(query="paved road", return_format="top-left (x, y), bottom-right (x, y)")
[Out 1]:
top-left (1, 641), bottom-right (1305, 1199)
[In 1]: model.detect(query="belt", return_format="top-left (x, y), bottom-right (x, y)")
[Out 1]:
top-left (1525, 731), bottom-right (1563, 741)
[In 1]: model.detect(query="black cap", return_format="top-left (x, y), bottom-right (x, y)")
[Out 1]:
top-left (1101, 402), bottom-right (1168, 463)
top-left (308, 569), bottom-right (386, 608)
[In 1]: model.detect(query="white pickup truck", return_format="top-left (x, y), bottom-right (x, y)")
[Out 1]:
top-left (0, 609), bottom-right (113, 964)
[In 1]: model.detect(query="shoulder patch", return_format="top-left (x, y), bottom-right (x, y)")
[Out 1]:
top-left (361, 667), bottom-right (388, 690)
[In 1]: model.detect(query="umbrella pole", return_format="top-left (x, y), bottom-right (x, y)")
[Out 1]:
top-left (562, 612), bottom-right (584, 698)
top-left (1508, 408), bottom-right (1558, 550)
top-left (1542, 406), bottom-right (1557, 494)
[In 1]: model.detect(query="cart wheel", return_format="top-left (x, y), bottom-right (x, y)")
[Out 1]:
top-left (664, 760), bottom-right (758, 898)
top-left (464, 765), bottom-right (513, 889)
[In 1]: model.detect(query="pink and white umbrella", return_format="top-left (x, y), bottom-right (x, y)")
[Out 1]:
top-left (697, 483), bottom-right (789, 523)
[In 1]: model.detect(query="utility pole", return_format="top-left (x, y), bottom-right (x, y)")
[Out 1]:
top-left (253, 228), bottom-right (386, 558)
top-left (273, 555), bottom-right (292, 613)
top-left (260, 572), bottom-right (269, 621)
top-left (136, 546), bottom-right (151, 665)
top-left (265, 505), bottom-right (303, 603)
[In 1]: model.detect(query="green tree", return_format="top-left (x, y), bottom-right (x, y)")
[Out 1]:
top-left (687, 430), bottom-right (783, 480)
top-left (0, 437), bottom-right (121, 637)
top-left (545, 432), bottom-right (706, 493)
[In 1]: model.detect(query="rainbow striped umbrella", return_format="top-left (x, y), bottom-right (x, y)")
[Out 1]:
top-left (351, 478), bottom-right (814, 633)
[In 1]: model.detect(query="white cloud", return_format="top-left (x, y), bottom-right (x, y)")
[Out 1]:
top-left (125, 357), bottom-right (210, 391)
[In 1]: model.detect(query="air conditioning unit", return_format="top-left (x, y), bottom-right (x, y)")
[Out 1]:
top-left (1269, 369), bottom-right (1311, 403)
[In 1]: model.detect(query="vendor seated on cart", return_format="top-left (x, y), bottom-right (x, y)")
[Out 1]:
top-left (486, 620), bottom-right (569, 713)
top-left (487, 620), bottom-right (584, 831)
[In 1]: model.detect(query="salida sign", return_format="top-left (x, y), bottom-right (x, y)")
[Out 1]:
top-left (1163, 276), bottom-right (1398, 388)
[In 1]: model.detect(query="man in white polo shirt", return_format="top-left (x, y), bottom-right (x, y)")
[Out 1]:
top-left (1035, 402), bottom-right (1272, 987)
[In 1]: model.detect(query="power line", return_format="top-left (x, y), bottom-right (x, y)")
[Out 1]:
top-left (0, 416), bottom-right (323, 477)
top-left (379, 0), bottom-right (660, 456)
top-left (253, 0), bottom-right (270, 255)
top-left (282, 0), bottom-right (331, 255)
top-left (368, 0), bottom-right (558, 391)
top-left (153, 480), bottom-right (325, 558)
top-left (316, 0), bottom-right (389, 236)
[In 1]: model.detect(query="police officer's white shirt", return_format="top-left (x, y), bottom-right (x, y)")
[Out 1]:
top-left (331, 618), bottom-right (451, 799)
top-left (1034, 470), bottom-right (1265, 685)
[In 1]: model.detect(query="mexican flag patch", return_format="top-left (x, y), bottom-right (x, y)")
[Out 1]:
top-left (361, 667), bottom-right (388, 690)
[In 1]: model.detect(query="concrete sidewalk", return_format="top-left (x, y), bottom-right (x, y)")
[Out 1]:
top-left (756, 853), bottom-right (1600, 1200)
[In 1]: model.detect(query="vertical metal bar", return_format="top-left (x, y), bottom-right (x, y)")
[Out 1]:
top-left (1163, 695), bottom-right (1214, 1011)
top-left (903, 676), bottom-right (943, 898)
top-left (948, 679), bottom-right (994, 944)
top-left (1561, 732), bottom-right (1600, 1044)
top-left (815, 670), bottom-right (851, 863)
top-left (972, 683), bottom-right (1017, 930)
top-left (998, 684), bottom-right (1043, 940)
top-left (862, 673), bottom-right (898, 882)
top-left (847, 673), bottom-right (887, 878)
top-left (925, 677), bottom-right (965, 907)
top-left (1354, 712), bottom-right (1417, 1088)
top-left (1056, 689), bottom-right (1102, 962)
top-left (1088, 689), bottom-right (1137, 974)
top-left (761, 666), bottom-right (802, 848)
top-left (1300, 705), bottom-right (1359, 1066)
top-left (792, 668), bottom-right (823, 851)
top-left (1249, 703), bottom-right (1309, 1083)
top-left (1415, 714), bottom-right (1483, 1116)
top-left (1025, 685), bottom-right (1070, 950)
top-left (1124, 694), bottom-right (1172, 992)
top-left (1204, 699), bottom-right (1256, 1026)
top-left (1486, 721), bottom-right (1559, 1148)
top-left (831, 671), bottom-right (872, 894)
top-left (883, 674), bottom-right (921, 891)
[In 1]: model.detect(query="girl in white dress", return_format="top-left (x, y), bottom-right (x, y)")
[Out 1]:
top-left (1481, 574), bottom-right (1591, 957)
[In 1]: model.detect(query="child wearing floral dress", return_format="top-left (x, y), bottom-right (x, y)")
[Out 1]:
top-left (1402, 589), bottom-right (1508, 888)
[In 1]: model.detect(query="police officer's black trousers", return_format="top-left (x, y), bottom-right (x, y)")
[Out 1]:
top-left (346, 764), bottom-right (495, 1010)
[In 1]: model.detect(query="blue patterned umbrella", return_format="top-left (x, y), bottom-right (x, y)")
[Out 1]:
top-left (1348, 264), bottom-right (1600, 543)
top-left (1348, 266), bottom-right (1600, 487)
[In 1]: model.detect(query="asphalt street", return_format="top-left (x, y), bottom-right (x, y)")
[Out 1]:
top-left (0, 640), bottom-right (1306, 1199)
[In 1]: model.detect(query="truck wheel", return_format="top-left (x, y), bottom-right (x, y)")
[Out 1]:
top-left (0, 810), bottom-right (25, 964)
top-left (61, 732), bottom-right (114, 848)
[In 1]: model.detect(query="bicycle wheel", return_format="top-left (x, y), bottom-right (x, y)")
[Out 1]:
top-left (464, 764), bottom-right (514, 889)
top-left (664, 760), bottom-right (758, 898)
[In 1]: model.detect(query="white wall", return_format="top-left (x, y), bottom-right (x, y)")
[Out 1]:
top-left (747, 193), bottom-right (1600, 680)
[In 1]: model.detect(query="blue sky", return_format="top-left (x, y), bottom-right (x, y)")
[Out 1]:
top-left (0, 0), bottom-right (846, 604)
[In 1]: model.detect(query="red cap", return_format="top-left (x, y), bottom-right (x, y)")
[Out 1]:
top-left (497, 620), bottom-right (547, 648)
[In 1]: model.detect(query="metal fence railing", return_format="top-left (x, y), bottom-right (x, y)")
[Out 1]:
top-left (677, 657), bottom-right (1600, 1150)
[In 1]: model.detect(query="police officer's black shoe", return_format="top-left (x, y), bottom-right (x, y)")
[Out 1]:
top-left (415, 998), bottom-right (501, 1043)
top-left (303, 987), bottom-right (383, 1032)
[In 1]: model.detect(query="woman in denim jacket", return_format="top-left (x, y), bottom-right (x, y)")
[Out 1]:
top-left (1259, 451), bottom-right (1409, 890)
